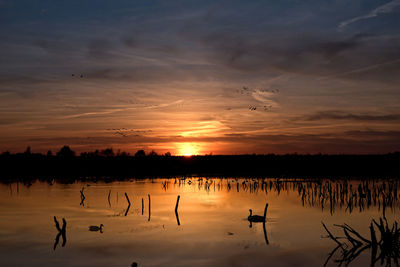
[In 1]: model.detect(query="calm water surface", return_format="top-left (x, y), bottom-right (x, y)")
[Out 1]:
top-left (0, 178), bottom-right (398, 267)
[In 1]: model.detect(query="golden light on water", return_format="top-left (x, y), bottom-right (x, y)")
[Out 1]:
top-left (176, 143), bottom-right (199, 156)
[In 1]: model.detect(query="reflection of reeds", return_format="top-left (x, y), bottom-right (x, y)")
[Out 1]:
top-left (9, 177), bottom-right (399, 216)
top-left (322, 218), bottom-right (400, 266)
top-left (168, 178), bottom-right (400, 215)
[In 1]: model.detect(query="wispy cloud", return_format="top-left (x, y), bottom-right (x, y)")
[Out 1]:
top-left (339, 0), bottom-right (400, 29)
top-left (62, 100), bottom-right (185, 119)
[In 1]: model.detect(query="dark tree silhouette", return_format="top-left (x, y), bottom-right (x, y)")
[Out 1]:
top-left (0, 150), bottom-right (399, 179)
top-left (148, 150), bottom-right (158, 156)
top-left (118, 151), bottom-right (129, 157)
top-left (101, 148), bottom-right (114, 157)
top-left (135, 150), bottom-right (146, 157)
top-left (24, 146), bottom-right (31, 155)
top-left (56, 146), bottom-right (75, 157)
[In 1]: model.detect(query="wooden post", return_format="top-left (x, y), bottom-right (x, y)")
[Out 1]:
top-left (142, 198), bottom-right (144, 215)
top-left (148, 194), bottom-right (151, 221)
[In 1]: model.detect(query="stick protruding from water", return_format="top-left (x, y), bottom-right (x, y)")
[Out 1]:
top-left (263, 203), bottom-right (268, 219)
top-left (125, 192), bottom-right (131, 206)
top-left (175, 195), bottom-right (180, 213)
top-left (148, 194), bottom-right (151, 221)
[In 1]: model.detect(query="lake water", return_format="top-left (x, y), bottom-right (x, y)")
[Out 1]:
top-left (0, 178), bottom-right (398, 267)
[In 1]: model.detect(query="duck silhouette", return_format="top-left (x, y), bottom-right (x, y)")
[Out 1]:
top-left (248, 209), bottom-right (265, 222)
top-left (89, 224), bottom-right (104, 233)
top-left (248, 203), bottom-right (268, 223)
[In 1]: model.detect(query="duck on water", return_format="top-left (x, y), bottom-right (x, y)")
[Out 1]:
top-left (89, 224), bottom-right (104, 233)
top-left (248, 203), bottom-right (268, 223)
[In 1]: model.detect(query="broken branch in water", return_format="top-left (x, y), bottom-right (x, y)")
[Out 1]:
top-left (80, 187), bottom-right (86, 206)
top-left (175, 195), bottom-right (180, 213)
top-left (108, 190), bottom-right (111, 207)
top-left (334, 223), bottom-right (371, 244)
top-left (124, 192), bottom-right (131, 216)
top-left (54, 216), bottom-right (61, 232)
top-left (125, 192), bottom-right (131, 206)
top-left (53, 216), bottom-right (67, 250)
top-left (175, 195), bottom-right (181, 226)
top-left (323, 217), bottom-right (400, 267)
top-left (263, 203), bottom-right (268, 219)
top-left (321, 222), bottom-right (343, 248)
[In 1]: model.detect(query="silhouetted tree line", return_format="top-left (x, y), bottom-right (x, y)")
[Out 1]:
top-left (0, 146), bottom-right (399, 180)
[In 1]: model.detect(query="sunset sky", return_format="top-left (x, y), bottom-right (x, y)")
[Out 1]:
top-left (0, 0), bottom-right (399, 155)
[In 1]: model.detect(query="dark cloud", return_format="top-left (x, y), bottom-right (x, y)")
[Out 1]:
top-left (0, 75), bottom-right (50, 86)
top-left (87, 39), bottom-right (114, 60)
top-left (302, 111), bottom-right (400, 121)
top-left (32, 38), bottom-right (69, 54)
top-left (300, 33), bottom-right (369, 59)
top-left (344, 130), bottom-right (400, 138)
top-left (84, 67), bottom-right (174, 82)
top-left (121, 32), bottom-right (180, 55)
top-left (193, 29), bottom-right (400, 82)
top-left (121, 36), bottom-right (137, 48)
top-left (84, 63), bottom-right (226, 83)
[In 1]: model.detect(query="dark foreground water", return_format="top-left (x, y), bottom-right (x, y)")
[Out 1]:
top-left (0, 178), bottom-right (398, 267)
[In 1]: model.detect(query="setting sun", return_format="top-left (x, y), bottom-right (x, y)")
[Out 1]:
top-left (177, 143), bottom-right (199, 156)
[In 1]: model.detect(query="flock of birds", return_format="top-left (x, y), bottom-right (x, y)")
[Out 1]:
top-left (236, 86), bottom-right (279, 112)
top-left (248, 105), bottom-right (272, 111)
